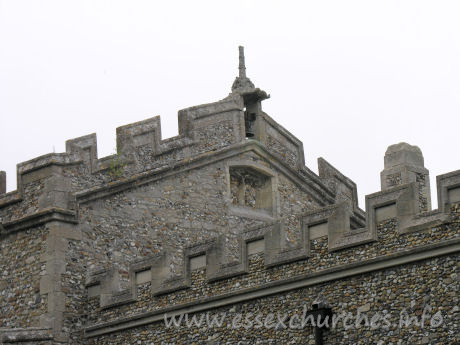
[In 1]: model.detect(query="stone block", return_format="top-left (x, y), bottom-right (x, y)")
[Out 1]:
top-left (190, 255), bottom-right (206, 270)
top-left (247, 239), bottom-right (264, 255)
top-left (48, 291), bottom-right (66, 312)
top-left (308, 222), bottom-right (328, 240)
top-left (87, 284), bottom-right (101, 298)
top-left (65, 133), bottom-right (98, 171)
top-left (116, 117), bottom-right (161, 156)
top-left (40, 274), bottom-right (61, 294)
top-left (21, 165), bottom-right (58, 185)
top-left (436, 169), bottom-right (460, 212)
top-left (375, 203), bottom-right (397, 223)
top-left (448, 186), bottom-right (460, 204)
top-left (135, 269), bottom-right (152, 285)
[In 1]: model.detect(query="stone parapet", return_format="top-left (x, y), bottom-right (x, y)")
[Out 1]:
top-left (84, 169), bottom-right (460, 312)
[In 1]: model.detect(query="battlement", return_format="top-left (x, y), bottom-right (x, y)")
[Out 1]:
top-left (1, 47), bottom-right (459, 344)
top-left (84, 169), bottom-right (460, 312)
top-left (0, 92), bottom-right (311, 218)
top-left (0, 95), bottom-right (236, 202)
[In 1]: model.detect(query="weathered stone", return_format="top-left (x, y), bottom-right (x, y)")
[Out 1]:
top-left (0, 47), bottom-right (459, 345)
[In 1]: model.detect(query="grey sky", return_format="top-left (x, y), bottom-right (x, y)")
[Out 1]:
top-left (1, 0), bottom-right (459, 208)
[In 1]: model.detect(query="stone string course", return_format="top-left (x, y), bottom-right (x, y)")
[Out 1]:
top-left (0, 49), bottom-right (459, 344)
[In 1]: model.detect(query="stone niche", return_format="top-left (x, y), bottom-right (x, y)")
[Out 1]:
top-left (229, 166), bottom-right (273, 212)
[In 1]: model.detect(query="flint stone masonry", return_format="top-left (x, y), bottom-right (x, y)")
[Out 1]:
top-left (0, 47), bottom-right (459, 344)
top-left (87, 252), bottom-right (459, 344)
top-left (0, 226), bottom-right (47, 329)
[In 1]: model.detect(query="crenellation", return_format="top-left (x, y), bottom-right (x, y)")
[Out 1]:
top-left (1, 47), bottom-right (459, 344)
top-left (81, 197), bottom-right (460, 340)
top-left (436, 169), bottom-right (460, 213)
top-left (65, 133), bottom-right (98, 172)
top-left (82, 172), bottom-right (460, 305)
top-left (116, 116), bottom-right (163, 164)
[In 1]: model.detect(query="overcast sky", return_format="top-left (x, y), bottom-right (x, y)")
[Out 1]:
top-left (1, 0), bottom-right (459, 208)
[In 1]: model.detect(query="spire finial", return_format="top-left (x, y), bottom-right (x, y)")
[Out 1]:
top-left (232, 46), bottom-right (255, 92)
top-left (238, 46), bottom-right (246, 78)
top-left (230, 46), bottom-right (270, 100)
